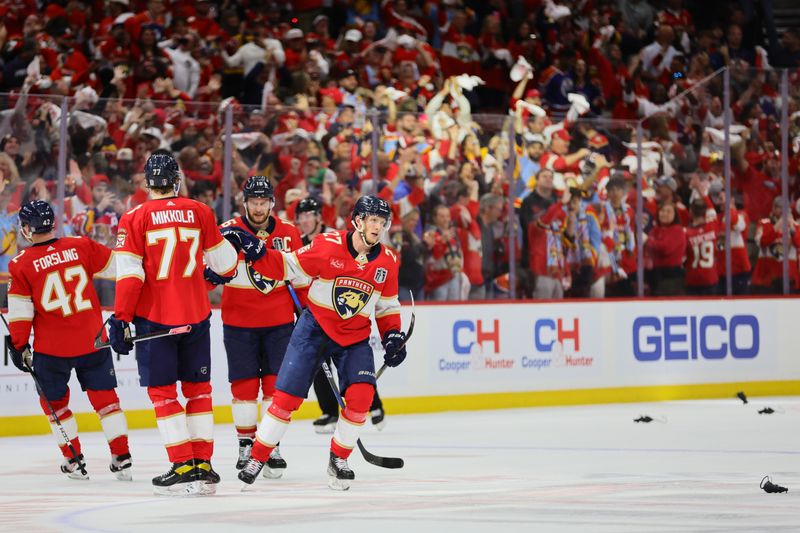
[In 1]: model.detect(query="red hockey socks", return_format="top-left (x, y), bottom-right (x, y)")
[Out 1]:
top-left (40, 387), bottom-right (81, 459)
top-left (182, 381), bottom-right (214, 461)
top-left (87, 389), bottom-right (129, 456)
top-left (251, 389), bottom-right (303, 462)
top-left (331, 383), bottom-right (374, 459)
top-left (147, 384), bottom-right (193, 463)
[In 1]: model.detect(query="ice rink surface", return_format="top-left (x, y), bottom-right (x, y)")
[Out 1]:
top-left (1, 398), bottom-right (799, 533)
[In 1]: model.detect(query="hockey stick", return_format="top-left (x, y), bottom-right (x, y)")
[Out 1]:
top-left (0, 314), bottom-right (88, 477)
top-left (93, 319), bottom-right (192, 350)
top-left (375, 291), bottom-right (415, 380)
top-left (286, 283), bottom-right (404, 469)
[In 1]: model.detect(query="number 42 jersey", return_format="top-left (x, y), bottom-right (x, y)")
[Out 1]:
top-left (8, 237), bottom-right (115, 357)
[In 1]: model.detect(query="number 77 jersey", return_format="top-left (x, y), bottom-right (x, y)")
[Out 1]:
top-left (113, 197), bottom-right (237, 325)
top-left (8, 236), bottom-right (115, 356)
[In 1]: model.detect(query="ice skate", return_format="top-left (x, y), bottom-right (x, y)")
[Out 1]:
top-left (238, 457), bottom-right (265, 488)
top-left (61, 454), bottom-right (89, 480)
top-left (236, 438), bottom-right (253, 470)
top-left (110, 453), bottom-right (132, 481)
top-left (313, 413), bottom-right (338, 434)
top-left (194, 460), bottom-right (220, 495)
top-left (327, 451), bottom-right (354, 491)
top-left (152, 460), bottom-right (201, 496)
top-left (263, 445), bottom-right (287, 479)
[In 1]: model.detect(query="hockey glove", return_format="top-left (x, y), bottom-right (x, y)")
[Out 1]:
top-left (108, 315), bottom-right (134, 355)
top-left (221, 228), bottom-right (265, 262)
top-left (220, 227), bottom-right (248, 252)
top-left (204, 266), bottom-right (235, 285)
top-left (381, 329), bottom-right (407, 367)
top-left (6, 335), bottom-right (32, 373)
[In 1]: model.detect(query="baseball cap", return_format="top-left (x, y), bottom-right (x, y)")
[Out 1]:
top-left (552, 129), bottom-right (571, 142)
top-left (345, 29), bottom-right (363, 42)
top-left (117, 148), bottom-right (134, 161)
top-left (91, 174), bottom-right (110, 188)
top-left (339, 68), bottom-right (357, 79)
top-left (709, 180), bottom-right (724, 195)
top-left (285, 28), bottom-right (303, 40)
top-left (655, 175), bottom-right (677, 192)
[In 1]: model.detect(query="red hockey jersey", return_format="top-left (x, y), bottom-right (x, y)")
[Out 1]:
top-left (8, 236), bottom-right (115, 357)
top-left (252, 230), bottom-right (401, 346)
top-left (752, 217), bottom-right (800, 288)
top-left (217, 215), bottom-right (308, 328)
top-left (685, 221), bottom-right (719, 287)
top-left (114, 196), bottom-right (238, 324)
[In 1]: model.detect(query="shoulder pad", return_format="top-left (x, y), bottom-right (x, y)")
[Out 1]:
top-left (279, 217), bottom-right (296, 227)
top-left (10, 249), bottom-right (26, 263)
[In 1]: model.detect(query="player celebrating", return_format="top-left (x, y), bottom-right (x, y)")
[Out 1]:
top-left (295, 197), bottom-right (391, 434)
top-left (237, 195), bottom-right (407, 490)
top-left (110, 150), bottom-right (239, 496)
top-left (7, 200), bottom-right (132, 480)
top-left (205, 175), bottom-right (307, 476)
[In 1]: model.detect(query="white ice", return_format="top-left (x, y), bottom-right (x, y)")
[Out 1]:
top-left (1, 398), bottom-right (798, 532)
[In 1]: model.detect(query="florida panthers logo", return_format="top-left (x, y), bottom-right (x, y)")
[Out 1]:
top-left (333, 277), bottom-right (374, 319)
top-left (247, 264), bottom-right (278, 295)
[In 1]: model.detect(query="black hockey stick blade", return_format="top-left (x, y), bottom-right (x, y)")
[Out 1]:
top-left (357, 440), bottom-right (404, 469)
top-left (321, 361), bottom-right (404, 469)
top-left (94, 324), bottom-right (192, 349)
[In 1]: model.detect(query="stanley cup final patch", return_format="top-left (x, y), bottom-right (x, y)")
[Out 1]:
top-left (374, 267), bottom-right (387, 283)
top-left (332, 277), bottom-right (374, 319)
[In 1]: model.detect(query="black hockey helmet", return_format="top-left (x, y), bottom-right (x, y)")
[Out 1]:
top-left (296, 197), bottom-right (322, 215)
top-left (242, 175), bottom-right (274, 200)
top-left (144, 149), bottom-right (180, 188)
top-left (352, 195), bottom-right (391, 224)
top-left (19, 200), bottom-right (55, 234)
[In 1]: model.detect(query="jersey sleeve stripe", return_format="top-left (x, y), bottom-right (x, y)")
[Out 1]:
top-left (95, 252), bottom-right (116, 280)
top-left (285, 252), bottom-right (313, 281)
top-left (7, 294), bottom-right (34, 322)
top-left (204, 240), bottom-right (238, 276)
top-left (116, 252), bottom-right (145, 281)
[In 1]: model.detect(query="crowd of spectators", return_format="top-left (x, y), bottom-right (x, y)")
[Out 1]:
top-left (0, 0), bottom-right (800, 304)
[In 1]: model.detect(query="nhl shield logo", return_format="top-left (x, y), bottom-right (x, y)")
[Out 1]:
top-left (247, 264), bottom-right (278, 295)
top-left (332, 277), bottom-right (374, 319)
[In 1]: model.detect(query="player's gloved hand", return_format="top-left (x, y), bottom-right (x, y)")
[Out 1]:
top-left (108, 315), bottom-right (134, 355)
top-left (204, 266), bottom-right (235, 285)
top-left (6, 335), bottom-right (32, 373)
top-left (381, 329), bottom-right (407, 367)
top-left (221, 227), bottom-right (265, 262)
top-left (239, 233), bottom-right (265, 262)
top-left (220, 227), bottom-right (247, 252)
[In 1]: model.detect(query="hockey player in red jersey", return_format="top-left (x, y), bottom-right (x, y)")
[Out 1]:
top-left (684, 199), bottom-right (720, 295)
top-left (110, 150), bottom-right (239, 496)
top-left (204, 175), bottom-right (306, 476)
top-left (7, 200), bottom-right (132, 480)
top-left (236, 195), bottom-right (406, 490)
top-left (297, 197), bottom-right (391, 434)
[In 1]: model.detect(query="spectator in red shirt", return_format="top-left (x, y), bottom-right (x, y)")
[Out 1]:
top-left (646, 202), bottom-right (686, 296)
